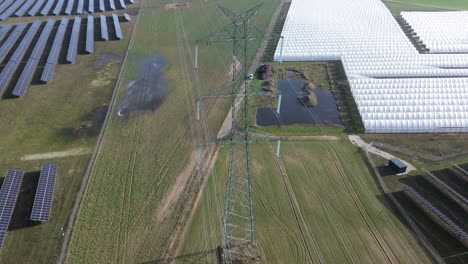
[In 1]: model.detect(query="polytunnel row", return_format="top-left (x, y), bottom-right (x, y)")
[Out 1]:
top-left (274, 0), bottom-right (468, 133)
top-left (401, 11), bottom-right (468, 53)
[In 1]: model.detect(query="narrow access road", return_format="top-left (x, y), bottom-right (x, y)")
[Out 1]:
top-left (348, 135), bottom-right (416, 172)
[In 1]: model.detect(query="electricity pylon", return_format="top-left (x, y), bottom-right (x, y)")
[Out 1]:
top-left (195, 3), bottom-right (283, 263)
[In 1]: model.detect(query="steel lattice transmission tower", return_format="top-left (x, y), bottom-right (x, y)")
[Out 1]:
top-left (195, 3), bottom-right (283, 263)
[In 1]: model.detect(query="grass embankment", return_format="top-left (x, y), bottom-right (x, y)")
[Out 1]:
top-left (0, 12), bottom-right (134, 264)
top-left (66, 0), bottom-right (281, 262)
top-left (178, 141), bottom-right (431, 263)
top-left (384, 0), bottom-right (468, 13)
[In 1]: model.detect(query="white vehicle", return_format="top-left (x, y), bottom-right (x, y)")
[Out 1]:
top-left (247, 73), bottom-right (254, 80)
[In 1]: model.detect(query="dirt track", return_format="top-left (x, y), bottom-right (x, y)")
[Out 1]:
top-left (21, 148), bottom-right (92, 161)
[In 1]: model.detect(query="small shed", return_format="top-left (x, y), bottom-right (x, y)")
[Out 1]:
top-left (388, 158), bottom-right (407, 174)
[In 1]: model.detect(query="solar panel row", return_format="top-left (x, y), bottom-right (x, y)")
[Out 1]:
top-left (13, 19), bottom-right (55, 97)
top-left (405, 185), bottom-right (468, 240)
top-left (113, 14), bottom-right (123, 40)
top-left (52, 0), bottom-right (65, 15)
top-left (86, 16), bottom-right (94, 54)
top-left (99, 0), bottom-right (105, 12)
top-left (66, 17), bottom-right (81, 64)
top-left (40, 0), bottom-right (55, 16)
top-left (119, 0), bottom-right (126, 9)
top-left (31, 164), bottom-right (58, 222)
top-left (88, 0), bottom-right (94, 13)
top-left (14, 0), bottom-right (35, 17)
top-left (0, 24), bottom-right (12, 43)
top-left (0, 0), bottom-right (25, 21)
top-left (77, 0), bottom-right (84, 14)
top-left (0, 23), bottom-right (27, 64)
top-left (0, 0), bottom-right (14, 15)
top-left (41, 17), bottom-right (68, 83)
top-left (100, 14), bottom-right (108, 41)
top-left (0, 20), bottom-right (41, 95)
top-left (109, 0), bottom-right (116, 10)
top-left (65, 0), bottom-right (75, 15)
top-left (27, 0), bottom-right (46, 16)
top-left (124, 13), bottom-right (131, 22)
top-left (0, 170), bottom-right (24, 248)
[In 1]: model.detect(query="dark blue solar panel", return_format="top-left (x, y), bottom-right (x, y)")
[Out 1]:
top-left (112, 14), bottom-right (122, 40)
top-left (66, 17), bottom-right (81, 63)
top-left (98, 0), bottom-right (104, 12)
top-left (0, 0), bottom-right (26, 20)
top-left (41, 18), bottom-right (68, 83)
top-left (1, 20), bottom-right (41, 96)
top-left (0, 23), bottom-right (27, 64)
top-left (0, 24), bottom-right (12, 43)
top-left (0, 170), bottom-right (24, 248)
top-left (109, 0), bottom-right (116, 10)
top-left (31, 164), bottom-right (57, 222)
top-left (118, 0), bottom-right (125, 9)
top-left (88, 0), bottom-right (94, 13)
top-left (52, 0), bottom-right (65, 15)
top-left (10, 20), bottom-right (41, 63)
top-left (27, 0), bottom-right (46, 16)
top-left (76, 0), bottom-right (84, 14)
top-left (86, 16), bottom-right (93, 53)
top-left (65, 0), bottom-right (75, 15)
top-left (39, 0), bottom-right (54, 16)
top-left (0, 0), bottom-right (14, 14)
top-left (15, 0), bottom-right (36, 17)
top-left (100, 14), bottom-right (108, 41)
top-left (123, 13), bottom-right (131, 22)
top-left (13, 19), bottom-right (54, 97)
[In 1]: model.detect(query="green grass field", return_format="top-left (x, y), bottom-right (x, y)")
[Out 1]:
top-left (0, 13), bottom-right (134, 264)
top-left (178, 141), bottom-right (431, 263)
top-left (384, 0), bottom-right (468, 13)
top-left (66, 0), bottom-right (282, 262)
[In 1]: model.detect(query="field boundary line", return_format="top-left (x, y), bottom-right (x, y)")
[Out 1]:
top-left (58, 0), bottom-right (146, 262)
top-left (363, 150), bottom-right (445, 263)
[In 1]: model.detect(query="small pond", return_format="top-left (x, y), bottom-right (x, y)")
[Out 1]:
top-left (256, 79), bottom-right (342, 126)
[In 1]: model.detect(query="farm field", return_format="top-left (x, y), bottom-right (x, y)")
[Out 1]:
top-left (66, 0), bottom-right (282, 263)
top-left (384, 0), bottom-right (468, 13)
top-left (177, 141), bottom-right (431, 263)
top-left (0, 9), bottom-right (135, 264)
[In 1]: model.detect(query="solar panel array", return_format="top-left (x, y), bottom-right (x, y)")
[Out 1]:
top-left (0, 0), bottom-right (133, 19)
top-left (13, 19), bottom-right (55, 97)
top-left (0, 170), bottom-right (24, 248)
top-left (31, 164), bottom-right (58, 222)
top-left (0, 14), bottom-right (127, 97)
top-left (0, 20), bottom-right (41, 95)
top-left (424, 169), bottom-right (468, 205)
top-left (404, 184), bottom-right (468, 241)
